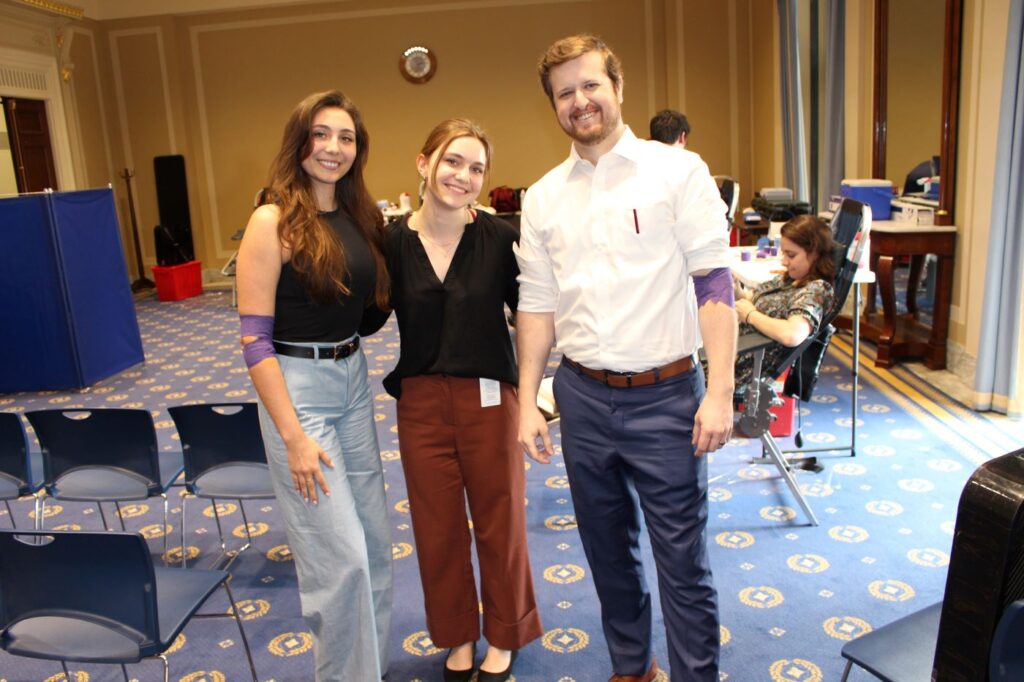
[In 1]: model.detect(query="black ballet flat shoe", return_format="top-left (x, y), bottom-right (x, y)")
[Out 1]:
top-left (476, 649), bottom-right (518, 682)
top-left (442, 642), bottom-right (476, 682)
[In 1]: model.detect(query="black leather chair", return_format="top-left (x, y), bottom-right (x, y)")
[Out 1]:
top-left (733, 199), bottom-right (870, 526)
top-left (840, 447), bottom-right (1024, 680)
top-left (714, 175), bottom-right (740, 229)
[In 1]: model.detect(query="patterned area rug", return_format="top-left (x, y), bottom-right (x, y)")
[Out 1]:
top-left (0, 290), bottom-right (1012, 682)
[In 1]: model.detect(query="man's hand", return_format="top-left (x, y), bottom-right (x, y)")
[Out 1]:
top-left (692, 389), bottom-right (734, 456)
top-left (519, 405), bottom-right (554, 464)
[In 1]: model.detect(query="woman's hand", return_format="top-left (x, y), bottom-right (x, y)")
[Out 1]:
top-left (285, 433), bottom-right (334, 504)
top-left (735, 298), bottom-right (756, 326)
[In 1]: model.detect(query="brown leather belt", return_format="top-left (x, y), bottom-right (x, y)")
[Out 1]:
top-left (562, 355), bottom-right (695, 389)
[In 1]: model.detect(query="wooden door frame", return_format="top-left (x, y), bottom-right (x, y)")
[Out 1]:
top-left (0, 45), bottom-right (76, 192)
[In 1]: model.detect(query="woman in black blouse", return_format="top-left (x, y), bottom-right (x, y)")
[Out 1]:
top-left (384, 119), bottom-right (542, 682)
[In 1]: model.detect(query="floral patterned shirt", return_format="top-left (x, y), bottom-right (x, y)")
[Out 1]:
top-left (736, 276), bottom-right (834, 384)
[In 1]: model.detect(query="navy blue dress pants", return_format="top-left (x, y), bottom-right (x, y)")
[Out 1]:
top-left (553, 359), bottom-right (719, 681)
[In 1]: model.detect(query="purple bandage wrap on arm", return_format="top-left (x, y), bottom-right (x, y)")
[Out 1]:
top-left (240, 314), bottom-right (276, 368)
top-left (693, 267), bottom-right (735, 309)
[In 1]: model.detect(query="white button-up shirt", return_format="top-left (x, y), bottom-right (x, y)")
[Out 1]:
top-left (515, 127), bottom-right (730, 373)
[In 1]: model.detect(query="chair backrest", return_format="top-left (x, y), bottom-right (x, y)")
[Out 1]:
top-left (25, 409), bottom-right (162, 495)
top-left (0, 529), bottom-right (159, 652)
top-left (714, 175), bottom-right (740, 224)
top-left (167, 403), bottom-right (266, 489)
top-left (0, 413), bottom-right (30, 492)
top-left (778, 199), bottom-right (870, 400)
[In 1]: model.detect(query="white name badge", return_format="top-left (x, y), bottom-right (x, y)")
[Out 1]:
top-left (480, 378), bottom-right (501, 407)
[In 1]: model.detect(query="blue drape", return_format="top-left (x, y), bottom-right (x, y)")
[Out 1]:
top-left (778, 0), bottom-right (809, 202)
top-left (974, 0), bottom-right (1024, 417)
top-left (823, 0), bottom-right (846, 200)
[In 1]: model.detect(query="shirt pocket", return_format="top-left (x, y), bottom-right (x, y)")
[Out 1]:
top-left (607, 199), bottom-right (675, 258)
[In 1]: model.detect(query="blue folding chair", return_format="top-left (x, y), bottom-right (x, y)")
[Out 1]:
top-left (990, 599), bottom-right (1024, 681)
top-left (168, 403), bottom-right (273, 568)
top-left (0, 529), bottom-right (258, 681)
top-left (839, 601), bottom-right (942, 681)
top-left (25, 408), bottom-right (183, 559)
top-left (0, 413), bottom-right (43, 529)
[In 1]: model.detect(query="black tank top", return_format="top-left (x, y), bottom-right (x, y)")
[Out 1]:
top-left (273, 209), bottom-right (376, 342)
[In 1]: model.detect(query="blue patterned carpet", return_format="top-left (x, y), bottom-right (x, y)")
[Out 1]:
top-left (0, 288), bottom-right (1017, 682)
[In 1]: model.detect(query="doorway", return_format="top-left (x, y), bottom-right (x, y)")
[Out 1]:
top-left (2, 96), bottom-right (58, 193)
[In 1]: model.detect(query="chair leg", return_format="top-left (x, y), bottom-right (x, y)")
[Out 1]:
top-left (761, 432), bottom-right (819, 526)
top-left (120, 663), bottom-right (130, 682)
top-left (840, 659), bottom-right (853, 681)
top-left (97, 502), bottom-right (110, 531)
top-left (3, 499), bottom-right (13, 529)
top-left (208, 498), bottom-right (254, 571)
top-left (224, 579), bottom-right (259, 681)
top-left (114, 501), bottom-right (127, 531)
top-left (180, 493), bottom-right (189, 568)
top-left (161, 493), bottom-right (169, 565)
top-left (60, 660), bottom-right (72, 680)
top-left (34, 493), bottom-right (43, 531)
top-left (158, 654), bottom-right (170, 682)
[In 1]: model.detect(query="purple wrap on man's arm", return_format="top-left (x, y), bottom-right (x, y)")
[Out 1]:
top-left (692, 267), bottom-right (735, 308)
top-left (240, 314), bottom-right (275, 368)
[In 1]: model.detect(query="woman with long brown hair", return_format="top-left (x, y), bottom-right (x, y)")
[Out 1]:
top-left (734, 214), bottom-right (837, 384)
top-left (383, 119), bottom-right (542, 682)
top-left (236, 90), bottom-right (392, 681)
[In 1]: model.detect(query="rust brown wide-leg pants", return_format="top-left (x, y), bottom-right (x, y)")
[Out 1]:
top-left (396, 374), bottom-right (543, 650)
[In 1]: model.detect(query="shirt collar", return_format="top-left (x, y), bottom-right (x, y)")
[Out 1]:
top-left (568, 125), bottom-right (642, 173)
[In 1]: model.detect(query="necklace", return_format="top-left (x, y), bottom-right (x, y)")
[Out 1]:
top-left (410, 208), bottom-right (469, 252)
top-left (417, 230), bottom-right (463, 251)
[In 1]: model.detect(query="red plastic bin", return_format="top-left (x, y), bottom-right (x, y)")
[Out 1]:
top-left (151, 260), bottom-right (203, 301)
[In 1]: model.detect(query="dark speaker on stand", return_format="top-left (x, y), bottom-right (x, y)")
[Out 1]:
top-left (153, 155), bottom-right (195, 265)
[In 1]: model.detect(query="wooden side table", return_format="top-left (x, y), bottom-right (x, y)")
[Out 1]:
top-left (860, 221), bottom-right (957, 369)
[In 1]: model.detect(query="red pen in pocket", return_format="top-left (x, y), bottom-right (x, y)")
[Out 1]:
top-left (633, 209), bottom-right (639, 234)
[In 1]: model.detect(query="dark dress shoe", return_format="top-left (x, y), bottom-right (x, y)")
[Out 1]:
top-left (442, 642), bottom-right (476, 682)
top-left (608, 656), bottom-right (659, 682)
top-left (477, 649), bottom-right (518, 682)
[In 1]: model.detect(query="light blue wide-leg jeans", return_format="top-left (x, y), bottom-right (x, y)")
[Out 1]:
top-left (257, 341), bottom-right (393, 681)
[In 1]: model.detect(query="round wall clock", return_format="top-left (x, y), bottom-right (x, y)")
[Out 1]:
top-left (399, 46), bottom-right (436, 84)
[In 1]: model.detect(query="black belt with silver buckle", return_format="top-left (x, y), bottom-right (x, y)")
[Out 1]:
top-left (273, 338), bottom-right (359, 361)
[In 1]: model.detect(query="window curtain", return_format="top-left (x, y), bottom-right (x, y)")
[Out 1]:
top-left (778, 0), bottom-right (809, 202)
top-left (823, 0), bottom-right (845, 200)
top-left (973, 0), bottom-right (1024, 418)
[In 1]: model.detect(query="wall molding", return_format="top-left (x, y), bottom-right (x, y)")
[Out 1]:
top-left (69, 26), bottom-right (114, 185)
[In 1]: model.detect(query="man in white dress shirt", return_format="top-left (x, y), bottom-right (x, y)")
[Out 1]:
top-left (515, 34), bottom-right (737, 682)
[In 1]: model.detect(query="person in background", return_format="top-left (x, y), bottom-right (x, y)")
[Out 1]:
top-left (383, 118), bottom-right (542, 682)
top-left (733, 214), bottom-right (836, 384)
top-left (236, 90), bottom-right (392, 681)
top-left (516, 34), bottom-right (736, 682)
top-left (650, 108), bottom-right (690, 148)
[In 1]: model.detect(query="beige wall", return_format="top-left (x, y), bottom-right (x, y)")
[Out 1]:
top-left (51, 0), bottom-right (772, 275)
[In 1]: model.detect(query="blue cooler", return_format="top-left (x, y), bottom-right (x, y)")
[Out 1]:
top-left (840, 179), bottom-right (893, 220)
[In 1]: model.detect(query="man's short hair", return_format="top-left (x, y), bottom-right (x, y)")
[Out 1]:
top-left (538, 34), bottom-right (623, 105)
top-left (649, 109), bottom-right (690, 144)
